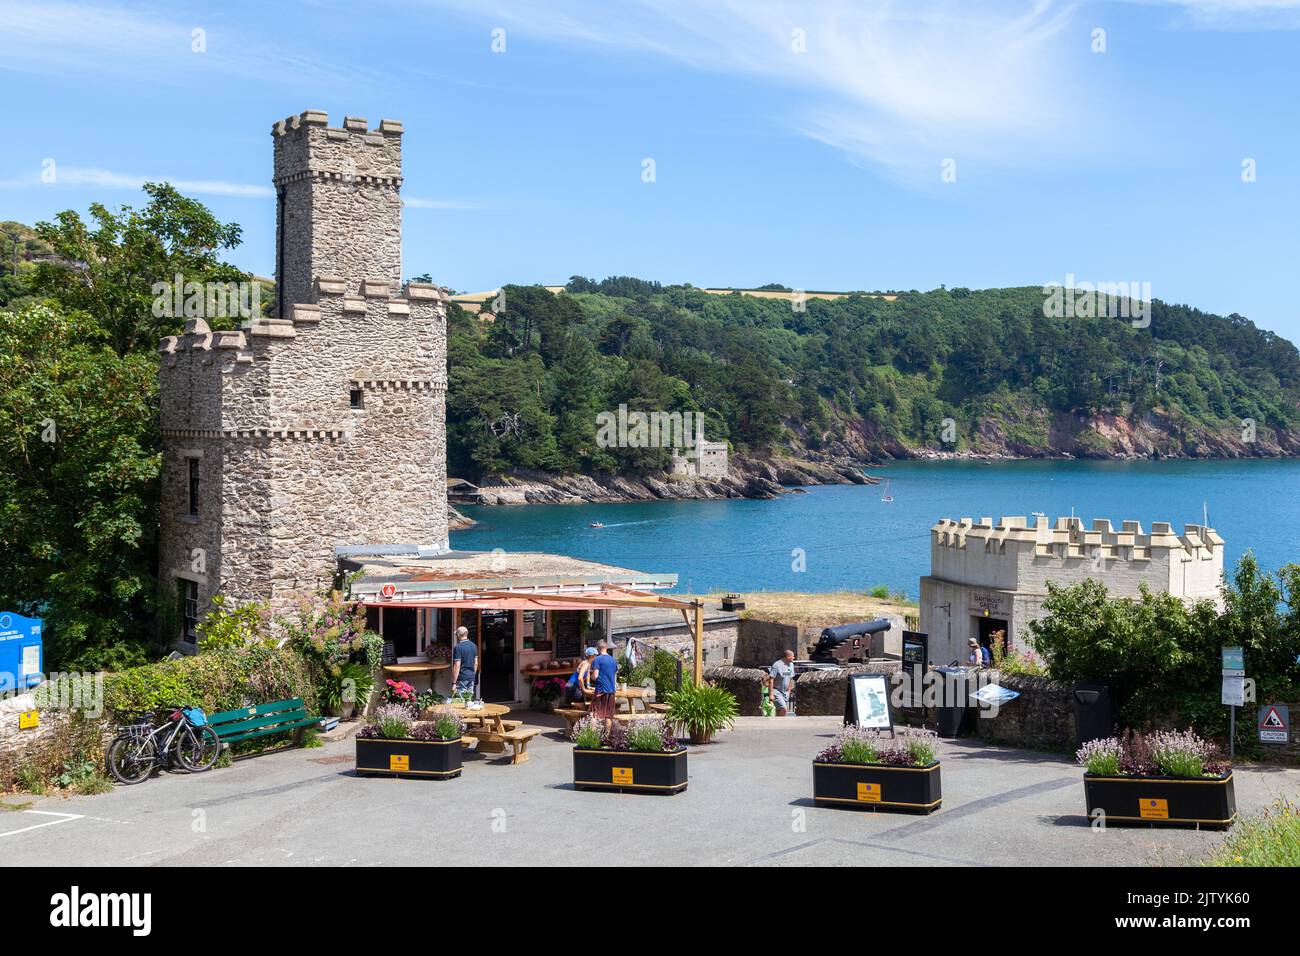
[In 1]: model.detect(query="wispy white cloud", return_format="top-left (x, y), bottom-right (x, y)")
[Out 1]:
top-left (0, 0), bottom-right (373, 85)
top-left (1117, 0), bottom-right (1300, 29)
top-left (0, 166), bottom-right (272, 197)
top-left (0, 166), bottom-right (503, 209)
top-left (416, 0), bottom-right (1091, 180)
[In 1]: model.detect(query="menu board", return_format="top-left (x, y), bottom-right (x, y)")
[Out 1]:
top-left (554, 612), bottom-right (584, 659)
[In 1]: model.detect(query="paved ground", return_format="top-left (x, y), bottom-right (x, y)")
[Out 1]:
top-left (2, 717), bottom-right (1296, 866)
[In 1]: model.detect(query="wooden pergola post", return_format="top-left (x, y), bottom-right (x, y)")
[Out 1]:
top-left (692, 600), bottom-right (704, 685)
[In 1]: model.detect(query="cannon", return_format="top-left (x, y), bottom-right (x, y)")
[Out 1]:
top-left (810, 618), bottom-right (893, 663)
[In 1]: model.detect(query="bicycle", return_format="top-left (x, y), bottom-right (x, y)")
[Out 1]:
top-left (106, 705), bottom-right (223, 785)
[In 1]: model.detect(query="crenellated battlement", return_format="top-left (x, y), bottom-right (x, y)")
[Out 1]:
top-left (931, 514), bottom-right (1223, 564)
top-left (271, 110), bottom-right (403, 185)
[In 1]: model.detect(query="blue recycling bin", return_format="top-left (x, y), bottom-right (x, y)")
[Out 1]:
top-left (0, 611), bottom-right (44, 689)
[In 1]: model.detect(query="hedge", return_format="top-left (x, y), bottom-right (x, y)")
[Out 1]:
top-left (103, 646), bottom-right (319, 720)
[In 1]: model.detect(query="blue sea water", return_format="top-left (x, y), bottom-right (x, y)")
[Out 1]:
top-left (451, 460), bottom-right (1300, 599)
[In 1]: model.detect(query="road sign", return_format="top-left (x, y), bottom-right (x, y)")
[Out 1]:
top-left (1258, 704), bottom-right (1289, 744)
top-left (1221, 646), bottom-right (1244, 676)
top-left (380, 583), bottom-right (396, 599)
top-left (1221, 675), bottom-right (1246, 707)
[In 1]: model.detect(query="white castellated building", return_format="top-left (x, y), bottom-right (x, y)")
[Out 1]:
top-left (919, 515), bottom-right (1225, 665)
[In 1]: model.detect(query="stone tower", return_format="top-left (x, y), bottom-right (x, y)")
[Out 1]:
top-left (157, 110), bottom-right (449, 645)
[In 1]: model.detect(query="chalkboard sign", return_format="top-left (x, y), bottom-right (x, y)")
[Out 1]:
top-left (382, 642), bottom-right (397, 665)
top-left (843, 673), bottom-right (893, 731)
top-left (554, 612), bottom-right (584, 659)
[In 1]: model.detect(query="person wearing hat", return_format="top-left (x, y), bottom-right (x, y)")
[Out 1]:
top-left (967, 638), bottom-right (984, 668)
top-left (565, 647), bottom-right (597, 706)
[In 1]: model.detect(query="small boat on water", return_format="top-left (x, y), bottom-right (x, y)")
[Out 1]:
top-left (589, 522), bottom-right (605, 528)
top-left (880, 479), bottom-right (894, 503)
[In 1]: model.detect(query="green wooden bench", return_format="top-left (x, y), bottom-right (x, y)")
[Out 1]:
top-left (208, 698), bottom-right (319, 752)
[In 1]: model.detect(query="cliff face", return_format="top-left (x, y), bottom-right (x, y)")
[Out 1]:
top-left (793, 404), bottom-right (1300, 463)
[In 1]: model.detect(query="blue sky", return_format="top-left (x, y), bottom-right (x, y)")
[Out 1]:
top-left (2, 0), bottom-right (1298, 340)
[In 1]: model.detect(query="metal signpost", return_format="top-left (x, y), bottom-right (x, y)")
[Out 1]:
top-left (1221, 646), bottom-right (1245, 759)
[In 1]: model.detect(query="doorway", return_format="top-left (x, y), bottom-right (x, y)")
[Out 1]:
top-left (977, 617), bottom-right (1008, 664)
top-left (479, 610), bottom-right (515, 702)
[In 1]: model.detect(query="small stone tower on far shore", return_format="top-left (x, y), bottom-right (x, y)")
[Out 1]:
top-left (157, 110), bottom-right (449, 646)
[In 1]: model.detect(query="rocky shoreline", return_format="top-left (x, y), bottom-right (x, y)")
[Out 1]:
top-left (445, 413), bottom-right (1299, 528)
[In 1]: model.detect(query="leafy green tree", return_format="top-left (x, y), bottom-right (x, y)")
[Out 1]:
top-left (0, 304), bottom-right (162, 669)
top-left (30, 182), bottom-right (249, 356)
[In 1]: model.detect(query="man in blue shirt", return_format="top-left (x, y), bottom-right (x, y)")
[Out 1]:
top-left (589, 645), bottom-right (619, 732)
top-left (451, 626), bottom-right (477, 697)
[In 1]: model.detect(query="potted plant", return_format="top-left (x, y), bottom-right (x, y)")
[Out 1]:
top-left (1078, 730), bottom-right (1235, 829)
top-left (323, 661), bottom-right (374, 720)
top-left (530, 676), bottom-right (567, 713)
top-left (571, 715), bottom-right (688, 795)
top-left (664, 682), bottom-right (738, 744)
top-left (813, 726), bottom-right (942, 813)
top-left (415, 689), bottom-right (447, 720)
top-left (356, 704), bottom-right (466, 779)
top-left (382, 679), bottom-right (417, 706)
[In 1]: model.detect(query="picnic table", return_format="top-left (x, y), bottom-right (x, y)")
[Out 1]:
top-left (448, 702), bottom-right (514, 754)
top-left (581, 686), bottom-right (652, 713)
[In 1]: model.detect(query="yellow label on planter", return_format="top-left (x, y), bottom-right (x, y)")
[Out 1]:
top-left (18, 710), bottom-right (38, 730)
top-left (390, 754), bottom-right (410, 772)
top-left (612, 767), bottom-right (633, 785)
top-left (856, 782), bottom-right (882, 803)
top-left (1139, 798), bottom-right (1169, 819)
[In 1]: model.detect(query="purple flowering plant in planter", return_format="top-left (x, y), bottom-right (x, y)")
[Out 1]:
top-left (815, 726), bottom-right (939, 767)
top-left (1077, 729), bottom-right (1226, 778)
top-left (571, 715), bottom-right (679, 752)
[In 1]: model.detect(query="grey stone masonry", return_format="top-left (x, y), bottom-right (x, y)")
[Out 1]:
top-left (157, 111), bottom-right (450, 640)
top-left (273, 110), bottom-right (404, 317)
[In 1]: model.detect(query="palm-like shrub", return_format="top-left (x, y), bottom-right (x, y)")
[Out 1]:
top-left (665, 682), bottom-right (738, 742)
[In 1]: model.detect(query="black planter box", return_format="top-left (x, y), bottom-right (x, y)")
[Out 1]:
top-left (1083, 772), bottom-right (1236, 829)
top-left (813, 760), bottom-right (942, 813)
top-left (573, 747), bottom-right (688, 794)
top-left (356, 736), bottom-right (462, 779)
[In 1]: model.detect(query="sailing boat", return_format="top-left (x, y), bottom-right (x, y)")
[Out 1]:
top-left (880, 479), bottom-right (893, 503)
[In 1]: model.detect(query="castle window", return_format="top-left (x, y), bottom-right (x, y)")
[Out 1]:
top-left (179, 580), bottom-right (199, 644)
top-left (187, 458), bottom-right (200, 516)
top-left (350, 388), bottom-right (364, 409)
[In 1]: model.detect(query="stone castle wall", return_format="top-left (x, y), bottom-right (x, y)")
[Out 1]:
top-left (272, 111), bottom-right (404, 313)
top-left (157, 110), bottom-right (450, 631)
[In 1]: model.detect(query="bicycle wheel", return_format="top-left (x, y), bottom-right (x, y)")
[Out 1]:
top-left (107, 734), bottom-right (156, 785)
top-left (174, 724), bottom-right (222, 772)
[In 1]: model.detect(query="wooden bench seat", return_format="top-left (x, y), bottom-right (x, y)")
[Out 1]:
top-left (500, 727), bottom-right (541, 764)
top-left (554, 708), bottom-right (587, 735)
top-left (208, 698), bottom-right (318, 755)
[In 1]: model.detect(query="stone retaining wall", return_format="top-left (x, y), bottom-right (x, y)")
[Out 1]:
top-left (703, 662), bottom-right (903, 717)
top-left (973, 674), bottom-right (1074, 752)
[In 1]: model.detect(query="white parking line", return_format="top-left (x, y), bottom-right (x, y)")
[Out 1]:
top-left (0, 810), bottom-right (83, 838)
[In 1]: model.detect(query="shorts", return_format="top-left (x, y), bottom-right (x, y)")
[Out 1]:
top-left (590, 692), bottom-right (616, 718)
top-left (773, 689), bottom-right (790, 711)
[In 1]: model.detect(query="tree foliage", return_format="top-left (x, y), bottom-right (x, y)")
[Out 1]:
top-left (28, 182), bottom-right (249, 356)
top-left (0, 304), bottom-right (163, 670)
top-left (1028, 556), bottom-right (1300, 751)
